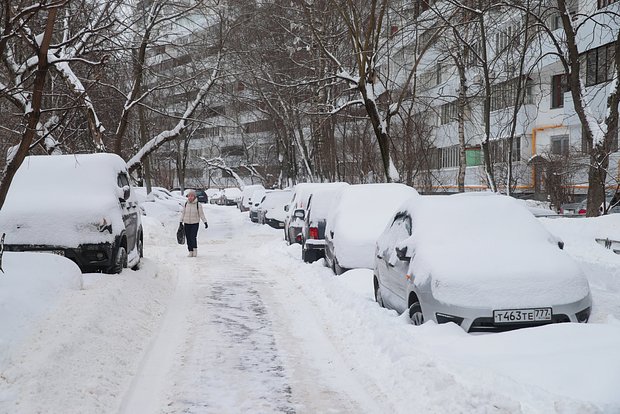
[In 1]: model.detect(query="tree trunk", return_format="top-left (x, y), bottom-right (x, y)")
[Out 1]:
top-left (456, 61), bottom-right (467, 192)
top-left (479, 7), bottom-right (496, 192)
top-left (0, 7), bottom-right (58, 210)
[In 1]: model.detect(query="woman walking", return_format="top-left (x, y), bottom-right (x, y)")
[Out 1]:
top-left (180, 190), bottom-right (208, 257)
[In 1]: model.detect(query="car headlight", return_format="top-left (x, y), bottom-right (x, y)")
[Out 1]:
top-left (98, 218), bottom-right (113, 234)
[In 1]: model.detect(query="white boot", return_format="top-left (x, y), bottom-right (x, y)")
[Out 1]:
top-left (193, 249), bottom-right (198, 257)
top-left (187, 251), bottom-right (193, 257)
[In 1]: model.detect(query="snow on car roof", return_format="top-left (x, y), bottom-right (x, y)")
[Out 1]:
top-left (223, 187), bottom-right (242, 197)
top-left (307, 183), bottom-right (349, 221)
top-left (330, 183), bottom-right (418, 237)
top-left (9, 153), bottom-right (127, 195)
top-left (291, 182), bottom-right (348, 210)
top-left (0, 153), bottom-right (130, 246)
top-left (401, 193), bottom-right (589, 307)
top-left (262, 190), bottom-right (292, 209)
top-left (328, 183), bottom-right (419, 269)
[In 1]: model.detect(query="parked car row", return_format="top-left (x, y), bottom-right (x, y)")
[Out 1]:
top-left (244, 182), bottom-right (593, 334)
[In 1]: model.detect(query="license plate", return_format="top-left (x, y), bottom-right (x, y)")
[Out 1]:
top-left (493, 308), bottom-right (552, 324)
top-left (37, 250), bottom-right (65, 257)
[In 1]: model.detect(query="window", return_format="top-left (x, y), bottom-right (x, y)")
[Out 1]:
top-left (243, 119), bottom-right (273, 134)
top-left (551, 135), bottom-right (570, 156)
top-left (489, 137), bottom-right (521, 163)
top-left (464, 41), bottom-right (482, 66)
top-left (583, 43), bottom-right (616, 86)
top-left (490, 77), bottom-right (533, 111)
top-left (495, 24), bottom-right (519, 52)
top-left (550, 13), bottom-right (562, 30)
top-left (222, 145), bottom-right (244, 157)
top-left (429, 145), bottom-right (459, 169)
top-left (551, 74), bottom-right (569, 108)
top-left (599, 0), bottom-right (617, 8)
top-left (390, 214), bottom-right (412, 239)
top-left (440, 101), bottom-right (458, 124)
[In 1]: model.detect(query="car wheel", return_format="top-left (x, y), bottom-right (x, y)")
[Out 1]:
top-left (333, 258), bottom-right (345, 275)
top-left (132, 236), bottom-right (143, 270)
top-left (137, 233), bottom-right (144, 258)
top-left (112, 246), bottom-right (127, 274)
top-left (408, 301), bottom-right (424, 325)
top-left (302, 248), bottom-right (317, 263)
top-left (374, 277), bottom-right (384, 308)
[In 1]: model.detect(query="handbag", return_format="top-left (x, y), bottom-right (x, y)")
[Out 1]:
top-left (176, 222), bottom-right (185, 244)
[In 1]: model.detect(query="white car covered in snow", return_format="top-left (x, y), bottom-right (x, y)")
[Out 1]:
top-left (324, 183), bottom-right (418, 275)
top-left (239, 184), bottom-right (265, 211)
top-left (222, 187), bottom-right (242, 206)
top-left (257, 189), bottom-right (293, 228)
top-left (0, 153), bottom-right (143, 274)
top-left (374, 193), bottom-right (592, 332)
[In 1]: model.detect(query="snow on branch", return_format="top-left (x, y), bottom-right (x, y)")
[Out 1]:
top-left (127, 57), bottom-right (222, 172)
top-left (200, 156), bottom-right (247, 188)
top-left (330, 99), bottom-right (364, 115)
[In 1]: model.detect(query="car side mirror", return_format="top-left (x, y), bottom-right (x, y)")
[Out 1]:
top-left (120, 185), bottom-right (130, 202)
top-left (293, 209), bottom-right (305, 220)
top-left (395, 246), bottom-right (411, 262)
top-left (284, 205), bottom-right (289, 212)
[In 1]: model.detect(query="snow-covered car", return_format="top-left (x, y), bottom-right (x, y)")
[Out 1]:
top-left (257, 189), bottom-right (293, 228)
top-left (560, 198), bottom-right (587, 216)
top-left (249, 188), bottom-right (268, 222)
top-left (206, 188), bottom-right (220, 204)
top-left (0, 153), bottom-right (143, 274)
top-left (134, 186), bottom-right (183, 215)
top-left (560, 194), bottom-right (620, 216)
top-left (239, 184), bottom-right (265, 211)
top-left (283, 183), bottom-right (345, 245)
top-left (223, 187), bottom-right (242, 206)
top-left (300, 183), bottom-right (349, 263)
top-left (374, 193), bottom-right (592, 333)
top-left (324, 183), bottom-right (418, 274)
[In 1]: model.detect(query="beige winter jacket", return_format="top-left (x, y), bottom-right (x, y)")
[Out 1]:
top-left (180, 200), bottom-right (207, 224)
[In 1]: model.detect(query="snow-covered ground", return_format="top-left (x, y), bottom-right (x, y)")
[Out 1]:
top-left (1, 201), bottom-right (619, 413)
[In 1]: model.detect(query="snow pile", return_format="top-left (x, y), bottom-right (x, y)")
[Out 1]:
top-left (540, 214), bottom-right (620, 262)
top-left (0, 252), bottom-right (82, 366)
top-left (250, 219), bottom-right (620, 413)
top-left (0, 195), bottom-right (178, 413)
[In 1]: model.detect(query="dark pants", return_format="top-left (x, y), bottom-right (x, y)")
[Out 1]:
top-left (184, 223), bottom-right (199, 251)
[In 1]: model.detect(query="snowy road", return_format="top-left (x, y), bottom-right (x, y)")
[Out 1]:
top-left (2, 204), bottom-right (620, 414)
top-left (120, 207), bottom-right (379, 414)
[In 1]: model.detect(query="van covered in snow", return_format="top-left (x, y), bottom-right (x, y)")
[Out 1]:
top-left (0, 153), bottom-right (143, 273)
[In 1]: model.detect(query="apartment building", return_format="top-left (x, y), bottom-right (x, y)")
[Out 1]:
top-left (392, 0), bottom-right (619, 199)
